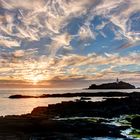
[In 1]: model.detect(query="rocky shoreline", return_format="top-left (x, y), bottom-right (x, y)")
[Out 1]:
top-left (1, 91), bottom-right (140, 139)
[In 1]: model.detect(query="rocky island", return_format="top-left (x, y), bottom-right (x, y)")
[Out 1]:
top-left (88, 80), bottom-right (136, 89)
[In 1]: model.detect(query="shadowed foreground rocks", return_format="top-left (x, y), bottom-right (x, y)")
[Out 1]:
top-left (31, 92), bottom-right (140, 118)
top-left (132, 116), bottom-right (140, 129)
top-left (1, 92), bottom-right (140, 139)
top-left (0, 115), bottom-right (129, 140)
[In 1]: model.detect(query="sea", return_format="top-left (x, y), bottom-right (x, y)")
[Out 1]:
top-left (0, 88), bottom-right (140, 116)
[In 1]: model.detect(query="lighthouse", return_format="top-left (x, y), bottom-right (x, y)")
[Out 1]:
top-left (116, 78), bottom-right (119, 84)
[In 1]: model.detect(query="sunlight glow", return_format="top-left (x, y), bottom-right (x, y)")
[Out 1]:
top-left (24, 75), bottom-right (45, 85)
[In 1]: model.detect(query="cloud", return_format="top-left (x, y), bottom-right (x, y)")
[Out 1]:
top-left (96, 21), bottom-right (108, 30)
top-left (117, 40), bottom-right (140, 50)
top-left (0, 37), bottom-right (20, 48)
top-left (78, 25), bottom-right (96, 40)
top-left (117, 42), bottom-right (133, 50)
top-left (0, 0), bottom-right (139, 49)
top-left (97, 0), bottom-right (140, 42)
top-left (0, 0), bottom-right (96, 56)
top-left (48, 33), bottom-right (72, 57)
top-left (0, 0), bottom-right (45, 11)
top-left (13, 50), bottom-right (25, 58)
top-left (0, 0), bottom-right (140, 87)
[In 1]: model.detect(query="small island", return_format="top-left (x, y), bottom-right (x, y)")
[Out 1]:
top-left (88, 79), bottom-right (136, 89)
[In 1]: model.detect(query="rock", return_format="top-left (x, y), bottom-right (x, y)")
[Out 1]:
top-left (131, 116), bottom-right (140, 129)
top-left (9, 95), bottom-right (36, 99)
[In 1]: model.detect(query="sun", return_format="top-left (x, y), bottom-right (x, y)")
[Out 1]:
top-left (32, 78), bottom-right (39, 85)
top-left (32, 75), bottom-right (44, 85)
top-left (24, 74), bottom-right (44, 85)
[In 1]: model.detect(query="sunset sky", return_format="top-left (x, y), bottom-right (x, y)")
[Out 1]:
top-left (0, 0), bottom-right (140, 88)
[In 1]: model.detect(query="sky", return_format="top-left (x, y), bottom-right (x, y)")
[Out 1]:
top-left (0, 0), bottom-right (140, 88)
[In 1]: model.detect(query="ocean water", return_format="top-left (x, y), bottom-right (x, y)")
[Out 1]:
top-left (0, 88), bottom-right (140, 116)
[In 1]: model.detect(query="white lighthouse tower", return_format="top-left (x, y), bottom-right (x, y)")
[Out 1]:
top-left (116, 78), bottom-right (119, 84)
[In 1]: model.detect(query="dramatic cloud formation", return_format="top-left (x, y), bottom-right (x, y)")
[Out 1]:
top-left (0, 0), bottom-right (140, 87)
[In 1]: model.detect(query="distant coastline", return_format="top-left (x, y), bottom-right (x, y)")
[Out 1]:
top-left (9, 91), bottom-right (137, 99)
